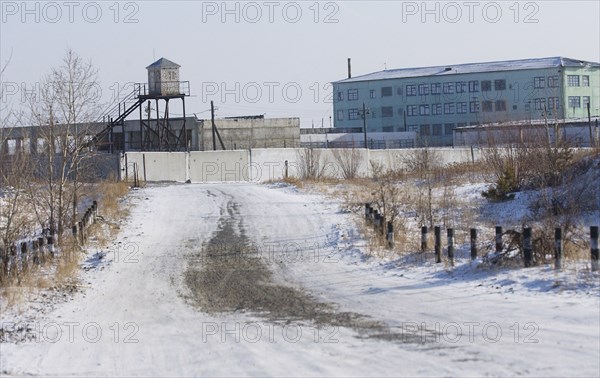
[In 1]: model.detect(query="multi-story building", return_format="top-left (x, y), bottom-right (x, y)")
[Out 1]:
top-left (332, 57), bottom-right (600, 146)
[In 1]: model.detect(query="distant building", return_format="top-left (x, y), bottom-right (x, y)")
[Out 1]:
top-left (332, 57), bottom-right (600, 146)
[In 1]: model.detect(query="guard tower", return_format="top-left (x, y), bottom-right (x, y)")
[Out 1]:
top-left (91, 58), bottom-right (190, 152)
top-left (138, 58), bottom-right (190, 151)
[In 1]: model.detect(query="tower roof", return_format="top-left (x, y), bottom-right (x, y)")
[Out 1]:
top-left (146, 58), bottom-right (181, 69)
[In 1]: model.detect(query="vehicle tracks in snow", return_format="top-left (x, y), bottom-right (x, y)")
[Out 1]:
top-left (184, 199), bottom-right (437, 344)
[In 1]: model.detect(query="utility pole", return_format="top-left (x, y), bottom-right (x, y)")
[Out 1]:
top-left (588, 102), bottom-right (594, 147)
top-left (211, 100), bottom-right (216, 151)
top-left (359, 102), bottom-right (370, 149)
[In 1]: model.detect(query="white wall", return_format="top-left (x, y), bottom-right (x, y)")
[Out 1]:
top-left (123, 147), bottom-right (482, 183)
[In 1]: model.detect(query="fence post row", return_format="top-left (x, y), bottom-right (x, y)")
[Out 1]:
top-left (421, 226), bottom-right (428, 253)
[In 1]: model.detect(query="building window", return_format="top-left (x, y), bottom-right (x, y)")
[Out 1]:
top-left (470, 100), bottom-right (479, 113)
top-left (443, 82), bottom-right (455, 94)
top-left (407, 105), bottom-right (418, 116)
top-left (495, 100), bottom-right (507, 111)
top-left (432, 124), bottom-right (442, 136)
top-left (348, 108), bottom-right (360, 120)
top-left (582, 75), bottom-right (590, 87)
top-left (420, 124), bottom-right (430, 136)
top-left (432, 103), bottom-right (442, 115)
top-left (482, 100), bottom-right (493, 112)
top-left (336, 109), bottom-right (344, 121)
top-left (456, 81), bottom-right (467, 93)
top-left (406, 84), bottom-right (417, 96)
top-left (381, 86), bottom-right (393, 97)
top-left (481, 80), bottom-right (492, 91)
top-left (419, 104), bottom-right (430, 116)
top-left (337, 91), bottom-right (344, 101)
top-left (457, 102), bottom-right (468, 114)
top-left (548, 76), bottom-right (559, 88)
top-left (348, 89), bottom-right (358, 101)
top-left (548, 97), bottom-right (560, 111)
top-left (396, 87), bottom-right (403, 96)
top-left (382, 106), bottom-right (394, 117)
top-left (568, 96), bottom-right (581, 108)
top-left (534, 98), bottom-right (545, 111)
top-left (494, 79), bottom-right (506, 91)
top-left (444, 124), bottom-right (455, 135)
top-left (444, 103), bottom-right (455, 114)
top-left (382, 126), bottom-right (394, 132)
top-left (370, 89), bottom-right (376, 99)
top-left (431, 83), bottom-right (441, 95)
top-left (534, 77), bottom-right (545, 89)
top-left (468, 81), bottom-right (479, 93)
top-left (567, 75), bottom-right (580, 87)
top-left (418, 84), bottom-right (430, 96)
top-left (408, 125), bottom-right (419, 132)
top-left (583, 96), bottom-right (591, 109)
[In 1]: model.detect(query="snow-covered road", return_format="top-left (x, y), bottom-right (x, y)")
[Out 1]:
top-left (1, 183), bottom-right (599, 377)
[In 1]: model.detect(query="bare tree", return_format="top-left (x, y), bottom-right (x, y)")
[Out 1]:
top-left (403, 147), bottom-right (440, 228)
top-left (296, 148), bottom-right (326, 180)
top-left (26, 49), bottom-right (102, 240)
top-left (331, 148), bottom-right (361, 179)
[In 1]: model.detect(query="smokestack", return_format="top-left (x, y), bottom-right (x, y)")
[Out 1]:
top-left (348, 58), bottom-right (352, 79)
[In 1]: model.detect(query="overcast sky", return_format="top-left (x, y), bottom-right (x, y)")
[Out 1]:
top-left (1, 0), bottom-right (599, 128)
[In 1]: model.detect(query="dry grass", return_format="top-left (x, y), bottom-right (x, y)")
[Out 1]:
top-left (99, 180), bottom-right (131, 218)
top-left (1, 180), bottom-right (131, 308)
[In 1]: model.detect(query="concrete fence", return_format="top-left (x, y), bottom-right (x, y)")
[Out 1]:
top-left (121, 147), bottom-right (483, 183)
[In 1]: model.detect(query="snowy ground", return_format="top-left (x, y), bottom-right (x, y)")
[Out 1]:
top-left (1, 183), bottom-right (599, 377)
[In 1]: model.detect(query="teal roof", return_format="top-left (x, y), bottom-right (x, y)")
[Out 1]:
top-left (335, 57), bottom-right (600, 84)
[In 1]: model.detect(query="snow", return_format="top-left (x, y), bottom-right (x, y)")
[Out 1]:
top-left (1, 182), bottom-right (599, 377)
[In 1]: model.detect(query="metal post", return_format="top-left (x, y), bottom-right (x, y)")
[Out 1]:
top-left (470, 228), bottom-right (478, 260)
top-left (523, 227), bottom-right (533, 267)
top-left (365, 203), bottom-right (370, 219)
top-left (285, 160), bottom-right (289, 179)
top-left (434, 226), bottom-right (441, 263)
top-left (591, 226), bottom-right (599, 272)
top-left (554, 228), bottom-right (562, 270)
top-left (421, 226), bottom-right (428, 252)
top-left (495, 226), bottom-right (503, 253)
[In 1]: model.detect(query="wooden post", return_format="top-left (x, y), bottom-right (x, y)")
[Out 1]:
top-left (387, 221), bottom-right (394, 249)
top-left (495, 226), bottom-right (503, 254)
top-left (365, 203), bottom-right (370, 220)
top-left (447, 228), bottom-right (454, 266)
top-left (470, 228), bottom-right (478, 260)
top-left (284, 160), bottom-right (289, 179)
top-left (554, 228), bottom-right (562, 270)
top-left (591, 226), bottom-right (599, 272)
top-left (523, 227), bottom-right (533, 267)
top-left (373, 210), bottom-right (380, 231)
top-left (72, 224), bottom-right (78, 240)
top-left (434, 226), bottom-right (441, 263)
top-left (421, 226), bottom-right (428, 252)
top-left (79, 221), bottom-right (85, 245)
